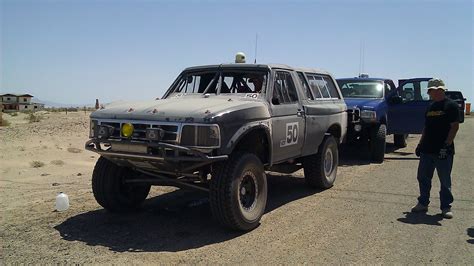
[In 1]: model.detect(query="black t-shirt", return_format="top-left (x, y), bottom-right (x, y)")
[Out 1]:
top-left (419, 98), bottom-right (459, 154)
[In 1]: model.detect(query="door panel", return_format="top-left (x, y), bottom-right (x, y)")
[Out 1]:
top-left (387, 78), bottom-right (431, 134)
top-left (270, 71), bottom-right (305, 163)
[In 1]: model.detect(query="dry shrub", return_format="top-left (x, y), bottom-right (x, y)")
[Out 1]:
top-left (0, 118), bottom-right (10, 127)
top-left (30, 161), bottom-right (45, 168)
top-left (51, 160), bottom-right (65, 166)
top-left (67, 147), bottom-right (82, 153)
top-left (9, 112), bottom-right (18, 117)
top-left (26, 113), bottom-right (42, 123)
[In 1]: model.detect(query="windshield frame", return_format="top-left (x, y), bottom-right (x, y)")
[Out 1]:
top-left (163, 68), bottom-right (270, 99)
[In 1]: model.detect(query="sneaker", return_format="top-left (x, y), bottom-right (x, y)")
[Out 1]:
top-left (442, 208), bottom-right (453, 219)
top-left (411, 203), bottom-right (428, 213)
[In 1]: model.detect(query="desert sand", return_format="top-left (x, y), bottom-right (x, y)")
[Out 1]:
top-left (2, 111), bottom-right (472, 264)
top-left (0, 111), bottom-right (176, 263)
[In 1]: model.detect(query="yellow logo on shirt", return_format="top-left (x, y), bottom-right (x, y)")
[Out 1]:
top-left (426, 111), bottom-right (445, 117)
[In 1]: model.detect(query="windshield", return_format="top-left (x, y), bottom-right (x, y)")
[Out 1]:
top-left (445, 91), bottom-right (463, 100)
top-left (337, 80), bottom-right (384, 98)
top-left (166, 70), bottom-right (268, 97)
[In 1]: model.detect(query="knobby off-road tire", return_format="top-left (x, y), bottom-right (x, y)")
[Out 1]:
top-left (92, 157), bottom-right (151, 212)
top-left (303, 135), bottom-right (338, 189)
top-left (370, 124), bottom-right (387, 163)
top-left (394, 134), bottom-right (408, 148)
top-left (210, 153), bottom-right (267, 231)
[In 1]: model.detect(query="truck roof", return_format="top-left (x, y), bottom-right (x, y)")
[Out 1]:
top-left (183, 63), bottom-right (332, 76)
top-left (336, 77), bottom-right (389, 82)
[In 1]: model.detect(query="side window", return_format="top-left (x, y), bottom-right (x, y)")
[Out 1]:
top-left (297, 72), bottom-right (314, 100)
top-left (400, 81), bottom-right (430, 102)
top-left (401, 82), bottom-right (415, 102)
top-left (306, 74), bottom-right (323, 99)
top-left (420, 81), bottom-right (430, 100)
top-left (322, 76), bottom-right (340, 99)
top-left (273, 71), bottom-right (299, 104)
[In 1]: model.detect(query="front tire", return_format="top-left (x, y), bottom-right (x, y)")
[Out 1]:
top-left (210, 153), bottom-right (267, 231)
top-left (303, 135), bottom-right (338, 189)
top-left (92, 157), bottom-right (151, 212)
top-left (370, 124), bottom-right (386, 163)
top-left (394, 134), bottom-right (408, 148)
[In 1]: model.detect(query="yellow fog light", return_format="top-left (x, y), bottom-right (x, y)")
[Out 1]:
top-left (121, 123), bottom-right (134, 138)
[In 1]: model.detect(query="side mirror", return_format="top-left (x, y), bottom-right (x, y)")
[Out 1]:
top-left (389, 95), bottom-right (403, 104)
top-left (272, 97), bottom-right (280, 105)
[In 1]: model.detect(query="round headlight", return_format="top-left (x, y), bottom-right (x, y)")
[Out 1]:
top-left (121, 123), bottom-right (134, 137)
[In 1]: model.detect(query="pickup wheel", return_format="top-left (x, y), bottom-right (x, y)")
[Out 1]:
top-left (210, 153), bottom-right (267, 231)
top-left (394, 134), bottom-right (408, 148)
top-left (370, 124), bottom-right (386, 163)
top-left (92, 157), bottom-right (151, 212)
top-left (303, 135), bottom-right (338, 189)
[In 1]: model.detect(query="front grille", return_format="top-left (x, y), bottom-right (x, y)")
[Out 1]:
top-left (180, 125), bottom-right (195, 146)
top-left (347, 108), bottom-right (360, 123)
top-left (99, 121), bottom-right (179, 143)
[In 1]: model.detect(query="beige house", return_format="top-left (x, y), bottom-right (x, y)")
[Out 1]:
top-left (0, 93), bottom-right (45, 112)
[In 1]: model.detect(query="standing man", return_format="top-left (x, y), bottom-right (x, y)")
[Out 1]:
top-left (411, 78), bottom-right (460, 218)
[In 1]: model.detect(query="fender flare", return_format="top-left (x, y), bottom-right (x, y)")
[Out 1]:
top-left (224, 120), bottom-right (273, 165)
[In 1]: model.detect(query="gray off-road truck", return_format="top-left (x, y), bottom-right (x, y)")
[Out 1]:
top-left (85, 63), bottom-right (347, 231)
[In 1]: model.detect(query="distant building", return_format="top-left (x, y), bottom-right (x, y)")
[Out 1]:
top-left (0, 93), bottom-right (45, 112)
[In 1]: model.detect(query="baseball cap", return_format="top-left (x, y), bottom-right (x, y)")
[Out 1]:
top-left (427, 78), bottom-right (446, 91)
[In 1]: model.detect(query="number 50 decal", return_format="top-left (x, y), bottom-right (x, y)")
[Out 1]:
top-left (281, 122), bottom-right (299, 147)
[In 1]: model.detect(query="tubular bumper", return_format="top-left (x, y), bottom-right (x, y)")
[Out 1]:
top-left (85, 139), bottom-right (228, 163)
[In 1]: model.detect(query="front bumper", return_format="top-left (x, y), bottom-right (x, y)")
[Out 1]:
top-left (86, 139), bottom-right (227, 162)
top-left (346, 120), bottom-right (378, 141)
top-left (85, 139), bottom-right (228, 173)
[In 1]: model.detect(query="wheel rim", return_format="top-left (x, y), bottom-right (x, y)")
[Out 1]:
top-left (324, 148), bottom-right (334, 176)
top-left (239, 171), bottom-right (258, 212)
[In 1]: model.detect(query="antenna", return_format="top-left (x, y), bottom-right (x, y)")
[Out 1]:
top-left (358, 39), bottom-right (366, 77)
top-left (362, 40), bottom-right (365, 74)
top-left (254, 33), bottom-right (258, 64)
top-left (358, 40), bottom-right (362, 76)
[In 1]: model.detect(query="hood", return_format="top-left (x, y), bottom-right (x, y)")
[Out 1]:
top-left (344, 98), bottom-right (384, 110)
top-left (90, 95), bottom-right (270, 123)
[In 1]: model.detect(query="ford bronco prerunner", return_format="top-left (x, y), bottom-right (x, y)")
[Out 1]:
top-left (86, 62), bottom-right (347, 231)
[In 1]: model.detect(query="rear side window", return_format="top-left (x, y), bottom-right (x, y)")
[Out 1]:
top-left (306, 73), bottom-right (340, 99)
top-left (315, 76), bottom-right (331, 98)
top-left (273, 71), bottom-right (299, 104)
top-left (322, 76), bottom-right (340, 99)
top-left (306, 75), bottom-right (323, 99)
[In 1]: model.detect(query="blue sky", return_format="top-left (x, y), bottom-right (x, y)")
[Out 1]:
top-left (1, 0), bottom-right (473, 105)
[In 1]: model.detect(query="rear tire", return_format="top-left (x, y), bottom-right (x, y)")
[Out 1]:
top-left (303, 136), bottom-right (338, 189)
top-left (92, 157), bottom-right (151, 212)
top-left (370, 124), bottom-right (386, 163)
top-left (394, 134), bottom-right (408, 148)
top-left (210, 153), bottom-right (267, 231)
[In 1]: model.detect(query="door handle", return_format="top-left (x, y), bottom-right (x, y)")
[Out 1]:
top-left (297, 109), bottom-right (305, 116)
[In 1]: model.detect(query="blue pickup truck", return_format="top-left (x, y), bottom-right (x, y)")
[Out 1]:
top-left (336, 75), bottom-right (432, 162)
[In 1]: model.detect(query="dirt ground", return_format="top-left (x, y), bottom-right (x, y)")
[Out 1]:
top-left (1, 111), bottom-right (473, 264)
